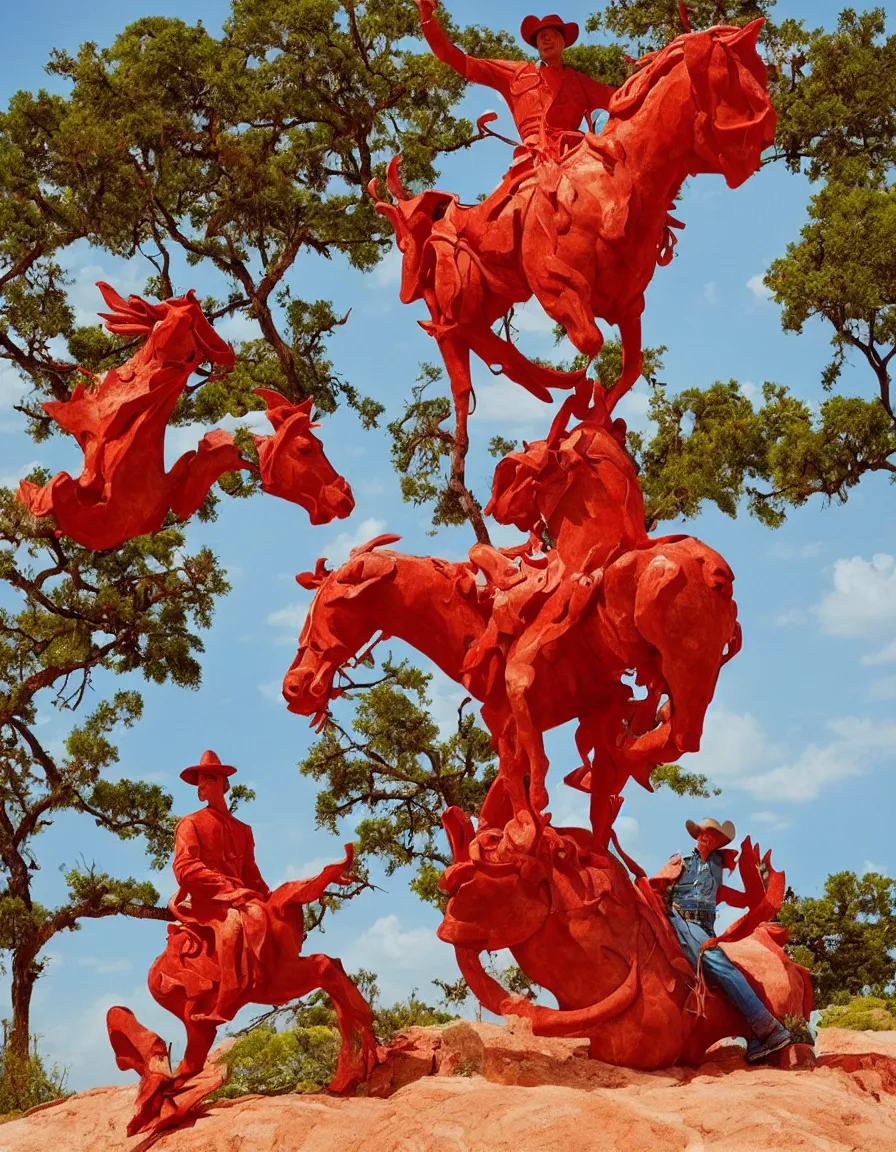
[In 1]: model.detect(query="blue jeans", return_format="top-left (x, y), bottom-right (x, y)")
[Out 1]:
top-left (670, 911), bottom-right (778, 1038)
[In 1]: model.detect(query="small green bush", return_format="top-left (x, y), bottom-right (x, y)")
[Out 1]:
top-left (0, 1042), bottom-right (69, 1121)
top-left (817, 996), bottom-right (896, 1032)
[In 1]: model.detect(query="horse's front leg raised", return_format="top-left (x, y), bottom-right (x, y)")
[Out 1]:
top-left (605, 309), bottom-right (645, 413)
top-left (436, 332), bottom-right (491, 544)
top-left (504, 657), bottom-right (551, 815)
top-left (270, 954), bottom-right (377, 1093)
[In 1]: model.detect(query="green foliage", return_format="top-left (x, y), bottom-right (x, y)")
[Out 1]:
top-left (781, 1014), bottom-right (814, 1045)
top-left (629, 380), bottom-right (895, 528)
top-left (778, 871), bottom-right (896, 1009)
top-left (818, 995), bottom-right (896, 1032)
top-left (0, 1038), bottom-right (68, 1119)
top-left (216, 1022), bottom-right (341, 1096)
top-left (300, 659), bottom-right (497, 909)
top-left (217, 971), bottom-right (458, 1096)
top-left (0, 0), bottom-right (517, 442)
top-left (0, 486), bottom-right (229, 1056)
top-left (592, 1), bottom-right (775, 52)
top-left (649, 763), bottom-right (720, 798)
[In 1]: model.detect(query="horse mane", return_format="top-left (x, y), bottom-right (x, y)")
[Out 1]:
top-left (608, 23), bottom-right (761, 119)
top-left (609, 40), bottom-right (687, 117)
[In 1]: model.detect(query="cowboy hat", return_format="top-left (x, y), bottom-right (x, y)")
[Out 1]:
top-left (686, 816), bottom-right (736, 845)
top-left (180, 749), bottom-right (237, 786)
top-left (520, 14), bottom-right (579, 48)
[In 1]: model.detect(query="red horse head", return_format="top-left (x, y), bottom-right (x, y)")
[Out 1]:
top-left (97, 281), bottom-right (236, 373)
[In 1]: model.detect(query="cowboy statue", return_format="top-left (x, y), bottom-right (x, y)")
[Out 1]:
top-left (657, 816), bottom-right (794, 1063)
top-left (415, 3), bottom-right (615, 164)
top-left (170, 749), bottom-right (275, 1026)
top-left (107, 749), bottom-right (377, 1137)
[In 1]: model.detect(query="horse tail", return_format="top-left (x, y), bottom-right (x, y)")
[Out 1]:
top-left (454, 946), bottom-right (640, 1038)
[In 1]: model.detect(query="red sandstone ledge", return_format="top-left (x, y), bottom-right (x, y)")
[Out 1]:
top-left (4, 1021), bottom-right (896, 1152)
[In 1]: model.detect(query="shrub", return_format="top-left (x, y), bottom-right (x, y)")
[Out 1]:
top-left (817, 995), bottom-right (896, 1032)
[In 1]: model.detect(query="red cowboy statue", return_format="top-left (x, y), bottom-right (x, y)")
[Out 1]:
top-left (416, 4), bottom-right (615, 160)
top-left (107, 750), bottom-right (377, 1137)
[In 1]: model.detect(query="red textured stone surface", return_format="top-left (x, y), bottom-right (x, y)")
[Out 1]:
top-left (5, 1023), bottom-right (896, 1152)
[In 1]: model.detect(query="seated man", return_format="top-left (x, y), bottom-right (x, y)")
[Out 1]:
top-left (663, 816), bottom-right (793, 1063)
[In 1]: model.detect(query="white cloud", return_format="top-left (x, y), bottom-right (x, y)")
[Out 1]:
top-left (164, 410), bottom-right (269, 465)
top-left (266, 598), bottom-right (310, 640)
top-left (703, 281), bottom-right (719, 305)
top-left (817, 554), bottom-right (896, 638)
top-left (868, 676), bottom-right (896, 701)
top-left (323, 516), bottom-right (388, 566)
top-left (749, 811), bottom-right (792, 831)
top-left (774, 608), bottom-right (809, 627)
top-left (473, 375), bottom-right (559, 426)
top-left (281, 856), bottom-right (343, 885)
top-left (746, 273), bottom-right (772, 301)
top-left (0, 459), bottom-right (39, 489)
top-left (863, 860), bottom-right (888, 876)
top-left (684, 707), bottom-right (896, 803)
top-left (258, 679), bottom-right (284, 704)
top-left (78, 955), bottom-right (132, 975)
top-left (0, 363), bottom-right (27, 413)
top-left (687, 706), bottom-right (787, 784)
top-left (744, 717), bottom-right (896, 802)
top-left (346, 914), bottom-right (440, 972)
top-left (373, 244), bottom-right (402, 287)
top-left (741, 380), bottom-right (760, 403)
top-left (862, 638), bottom-right (896, 667)
top-left (770, 541), bottom-right (825, 561)
top-left (215, 309), bottom-right (260, 344)
top-left (511, 299), bottom-right (559, 337)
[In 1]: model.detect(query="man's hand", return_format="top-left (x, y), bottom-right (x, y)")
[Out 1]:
top-left (414, 0), bottom-right (437, 23)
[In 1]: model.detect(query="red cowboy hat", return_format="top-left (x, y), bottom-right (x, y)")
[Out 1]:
top-left (180, 748), bottom-right (237, 786)
top-left (520, 14), bottom-right (579, 47)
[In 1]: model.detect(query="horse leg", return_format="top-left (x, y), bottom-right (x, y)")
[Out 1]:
top-left (270, 954), bottom-right (377, 1093)
top-left (504, 657), bottom-right (550, 814)
top-left (605, 310), bottom-right (644, 412)
top-left (437, 333), bottom-right (489, 542)
top-left (175, 1019), bottom-right (220, 1079)
top-left (464, 323), bottom-right (585, 402)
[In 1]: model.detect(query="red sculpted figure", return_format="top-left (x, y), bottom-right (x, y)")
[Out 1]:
top-left (107, 751), bottom-right (376, 1137)
top-left (372, 13), bottom-right (776, 454)
top-left (278, 13), bottom-right (796, 1072)
top-left (17, 284), bottom-right (354, 550)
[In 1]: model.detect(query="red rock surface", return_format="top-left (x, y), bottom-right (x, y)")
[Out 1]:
top-left (4, 1021), bottom-right (896, 1152)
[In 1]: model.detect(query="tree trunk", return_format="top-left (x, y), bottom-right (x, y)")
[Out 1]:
top-left (8, 939), bottom-right (39, 1065)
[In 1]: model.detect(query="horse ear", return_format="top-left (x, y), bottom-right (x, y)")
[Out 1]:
top-left (335, 551), bottom-right (397, 599)
top-left (350, 533), bottom-right (402, 557)
top-left (726, 18), bottom-right (764, 57)
top-left (634, 553), bottom-right (684, 620)
top-left (296, 557), bottom-right (332, 589)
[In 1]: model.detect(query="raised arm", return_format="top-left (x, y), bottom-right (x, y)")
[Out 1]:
top-left (717, 882), bottom-right (750, 909)
top-left (414, 0), bottom-right (517, 97)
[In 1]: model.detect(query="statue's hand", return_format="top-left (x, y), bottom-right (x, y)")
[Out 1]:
top-left (228, 887), bottom-right (259, 908)
top-left (414, 0), bottom-right (437, 23)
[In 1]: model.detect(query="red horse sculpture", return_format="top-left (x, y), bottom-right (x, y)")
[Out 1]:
top-left (283, 531), bottom-right (739, 834)
top-left (371, 22), bottom-right (776, 438)
top-left (438, 804), bottom-right (811, 1069)
top-left (17, 283), bottom-right (353, 549)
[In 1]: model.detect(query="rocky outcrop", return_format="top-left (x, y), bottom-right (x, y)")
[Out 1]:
top-left (3, 1021), bottom-right (895, 1151)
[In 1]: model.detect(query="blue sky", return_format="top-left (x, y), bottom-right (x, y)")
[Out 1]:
top-left (1, 1), bottom-right (894, 1091)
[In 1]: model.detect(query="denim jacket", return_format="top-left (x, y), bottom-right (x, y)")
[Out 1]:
top-left (669, 850), bottom-right (724, 918)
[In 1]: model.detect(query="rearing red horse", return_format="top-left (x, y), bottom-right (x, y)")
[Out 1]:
top-left (371, 20), bottom-right (775, 444)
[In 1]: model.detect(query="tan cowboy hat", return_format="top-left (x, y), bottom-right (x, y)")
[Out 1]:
top-left (520, 14), bottom-right (579, 47)
top-left (686, 816), bottom-right (736, 845)
top-left (180, 748), bottom-right (237, 786)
